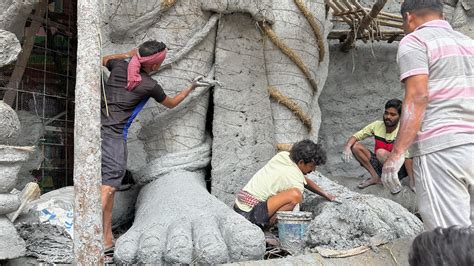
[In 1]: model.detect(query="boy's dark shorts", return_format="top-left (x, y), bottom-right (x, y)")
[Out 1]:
top-left (101, 133), bottom-right (127, 189)
top-left (233, 202), bottom-right (270, 229)
top-left (369, 151), bottom-right (408, 179)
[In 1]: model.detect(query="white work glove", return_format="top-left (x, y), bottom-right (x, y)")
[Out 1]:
top-left (191, 75), bottom-right (209, 88)
top-left (381, 153), bottom-right (404, 194)
top-left (341, 146), bottom-right (353, 163)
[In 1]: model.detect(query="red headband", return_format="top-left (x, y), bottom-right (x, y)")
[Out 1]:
top-left (127, 48), bottom-right (167, 91)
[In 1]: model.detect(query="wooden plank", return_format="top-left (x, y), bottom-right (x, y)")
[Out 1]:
top-left (28, 14), bottom-right (73, 36)
top-left (3, 0), bottom-right (48, 107)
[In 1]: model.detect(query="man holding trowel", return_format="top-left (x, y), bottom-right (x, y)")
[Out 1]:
top-left (233, 139), bottom-right (336, 229)
top-left (100, 40), bottom-right (210, 259)
top-left (341, 99), bottom-right (414, 193)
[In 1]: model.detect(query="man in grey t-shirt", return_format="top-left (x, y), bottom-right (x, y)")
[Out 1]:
top-left (100, 40), bottom-right (205, 256)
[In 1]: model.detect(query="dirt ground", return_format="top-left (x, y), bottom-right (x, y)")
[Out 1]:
top-left (228, 237), bottom-right (413, 266)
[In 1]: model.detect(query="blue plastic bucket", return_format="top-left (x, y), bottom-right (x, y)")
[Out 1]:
top-left (277, 211), bottom-right (312, 254)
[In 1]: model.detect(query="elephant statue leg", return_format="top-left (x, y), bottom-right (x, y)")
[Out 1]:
top-left (210, 12), bottom-right (276, 206)
top-left (115, 169), bottom-right (264, 264)
top-left (103, 0), bottom-right (275, 263)
top-left (210, 0), bottom-right (333, 205)
top-left (264, 0), bottom-right (331, 145)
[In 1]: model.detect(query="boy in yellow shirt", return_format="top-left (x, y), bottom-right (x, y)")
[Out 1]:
top-left (234, 140), bottom-right (336, 228)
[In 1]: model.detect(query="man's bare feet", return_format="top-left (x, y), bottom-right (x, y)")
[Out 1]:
top-left (357, 178), bottom-right (382, 189)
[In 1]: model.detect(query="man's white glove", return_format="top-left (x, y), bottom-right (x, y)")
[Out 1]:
top-left (381, 153), bottom-right (404, 194)
top-left (191, 75), bottom-right (210, 88)
top-left (341, 147), bottom-right (353, 163)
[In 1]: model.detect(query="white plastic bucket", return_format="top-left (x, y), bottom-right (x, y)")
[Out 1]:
top-left (276, 211), bottom-right (312, 254)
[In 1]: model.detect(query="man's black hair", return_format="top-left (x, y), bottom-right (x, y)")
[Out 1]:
top-left (139, 40), bottom-right (167, 57)
top-left (385, 98), bottom-right (402, 115)
top-left (289, 139), bottom-right (327, 165)
top-left (409, 226), bottom-right (474, 266)
top-left (400, 0), bottom-right (444, 17)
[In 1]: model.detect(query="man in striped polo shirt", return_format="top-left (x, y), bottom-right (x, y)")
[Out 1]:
top-left (382, 0), bottom-right (474, 230)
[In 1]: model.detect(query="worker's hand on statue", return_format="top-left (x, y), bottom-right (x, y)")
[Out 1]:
top-left (127, 48), bottom-right (138, 57)
top-left (341, 146), bottom-right (353, 163)
top-left (326, 193), bottom-right (336, 201)
top-left (191, 75), bottom-right (209, 88)
top-left (381, 153), bottom-right (404, 194)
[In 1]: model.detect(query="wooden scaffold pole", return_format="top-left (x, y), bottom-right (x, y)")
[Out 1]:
top-left (73, 0), bottom-right (103, 264)
top-left (3, 0), bottom-right (48, 107)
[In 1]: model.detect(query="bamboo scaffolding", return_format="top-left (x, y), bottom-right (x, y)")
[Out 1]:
top-left (327, 0), bottom-right (404, 47)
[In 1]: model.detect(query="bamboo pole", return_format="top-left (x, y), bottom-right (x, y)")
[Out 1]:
top-left (326, 0), bottom-right (352, 24)
top-left (364, 8), bottom-right (403, 20)
top-left (378, 20), bottom-right (403, 29)
top-left (328, 29), bottom-right (403, 41)
top-left (329, 29), bottom-right (404, 36)
top-left (333, 9), bottom-right (363, 16)
top-left (340, 0), bottom-right (388, 52)
top-left (73, 0), bottom-right (103, 264)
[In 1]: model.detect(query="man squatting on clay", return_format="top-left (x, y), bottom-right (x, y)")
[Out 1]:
top-left (382, 0), bottom-right (474, 230)
top-left (234, 140), bottom-right (336, 228)
top-left (342, 99), bottom-right (414, 193)
top-left (100, 40), bottom-right (206, 252)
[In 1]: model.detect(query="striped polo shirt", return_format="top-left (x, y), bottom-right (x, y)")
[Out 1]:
top-left (397, 20), bottom-right (474, 157)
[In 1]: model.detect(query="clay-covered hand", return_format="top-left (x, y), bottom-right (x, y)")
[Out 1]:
top-left (325, 193), bottom-right (336, 201)
top-left (341, 146), bottom-right (353, 163)
top-left (381, 153), bottom-right (404, 194)
top-left (191, 75), bottom-right (209, 88)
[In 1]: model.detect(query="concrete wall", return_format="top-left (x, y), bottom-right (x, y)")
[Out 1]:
top-left (318, 41), bottom-right (403, 177)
